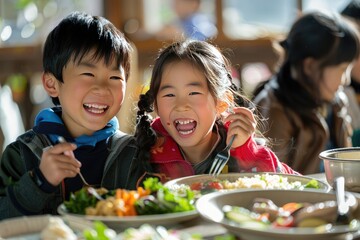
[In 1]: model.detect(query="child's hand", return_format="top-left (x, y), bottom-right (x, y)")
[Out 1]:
top-left (224, 107), bottom-right (256, 148)
top-left (39, 142), bottom-right (81, 186)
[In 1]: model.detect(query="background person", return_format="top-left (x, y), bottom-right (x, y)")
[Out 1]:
top-left (252, 11), bottom-right (359, 174)
top-left (341, 0), bottom-right (360, 146)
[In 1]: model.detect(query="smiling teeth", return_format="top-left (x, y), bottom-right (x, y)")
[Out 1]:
top-left (84, 103), bottom-right (108, 113)
top-left (175, 119), bottom-right (194, 124)
top-left (84, 103), bottom-right (108, 109)
top-left (179, 129), bottom-right (194, 135)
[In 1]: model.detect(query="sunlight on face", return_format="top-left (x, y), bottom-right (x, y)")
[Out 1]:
top-left (156, 61), bottom-right (219, 148)
top-left (321, 63), bottom-right (351, 101)
top-left (57, 51), bottom-right (126, 137)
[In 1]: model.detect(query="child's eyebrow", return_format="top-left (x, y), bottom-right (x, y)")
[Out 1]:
top-left (159, 81), bottom-right (203, 91)
top-left (78, 61), bottom-right (96, 68)
top-left (78, 61), bottom-right (122, 71)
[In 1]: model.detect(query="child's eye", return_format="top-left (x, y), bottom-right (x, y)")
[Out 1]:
top-left (163, 93), bottom-right (175, 97)
top-left (189, 92), bottom-right (201, 95)
top-left (82, 73), bottom-right (94, 77)
top-left (110, 76), bottom-right (123, 81)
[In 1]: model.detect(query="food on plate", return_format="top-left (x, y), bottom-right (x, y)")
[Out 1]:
top-left (83, 221), bottom-right (117, 240)
top-left (223, 197), bottom-right (359, 229)
top-left (117, 224), bottom-right (203, 240)
top-left (170, 173), bottom-right (321, 197)
top-left (63, 177), bottom-right (195, 216)
top-left (40, 217), bottom-right (77, 240)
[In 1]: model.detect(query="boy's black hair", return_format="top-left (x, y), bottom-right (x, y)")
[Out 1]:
top-left (342, 0), bottom-right (360, 20)
top-left (42, 11), bottom-right (132, 105)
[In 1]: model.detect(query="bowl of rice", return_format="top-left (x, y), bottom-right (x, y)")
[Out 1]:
top-left (165, 172), bottom-right (331, 197)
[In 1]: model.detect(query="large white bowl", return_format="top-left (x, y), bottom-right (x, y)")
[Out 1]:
top-left (165, 172), bottom-right (331, 192)
top-left (319, 147), bottom-right (360, 192)
top-left (196, 189), bottom-right (360, 240)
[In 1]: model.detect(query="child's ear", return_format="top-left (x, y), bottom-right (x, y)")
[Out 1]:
top-left (303, 57), bottom-right (319, 78)
top-left (42, 72), bottom-right (59, 97)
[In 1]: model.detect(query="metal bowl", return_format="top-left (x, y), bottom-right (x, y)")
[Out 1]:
top-left (196, 189), bottom-right (360, 240)
top-left (319, 147), bottom-right (360, 192)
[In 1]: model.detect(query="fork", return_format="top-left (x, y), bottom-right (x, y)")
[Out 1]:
top-left (209, 134), bottom-right (237, 177)
top-left (57, 136), bottom-right (104, 201)
top-left (57, 136), bottom-right (91, 187)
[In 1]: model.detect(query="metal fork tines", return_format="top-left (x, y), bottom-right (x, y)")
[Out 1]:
top-left (209, 134), bottom-right (236, 177)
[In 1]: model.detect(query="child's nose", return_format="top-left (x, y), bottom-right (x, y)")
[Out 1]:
top-left (175, 98), bottom-right (190, 111)
top-left (92, 82), bottom-right (111, 95)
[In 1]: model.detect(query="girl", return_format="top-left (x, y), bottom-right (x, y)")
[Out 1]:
top-left (135, 39), bottom-right (297, 181)
top-left (252, 11), bottom-right (360, 174)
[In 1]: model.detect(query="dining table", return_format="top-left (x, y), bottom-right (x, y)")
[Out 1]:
top-left (1, 172), bottom-right (359, 240)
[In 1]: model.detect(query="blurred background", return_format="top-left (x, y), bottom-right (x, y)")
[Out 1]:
top-left (0, 0), bottom-right (352, 154)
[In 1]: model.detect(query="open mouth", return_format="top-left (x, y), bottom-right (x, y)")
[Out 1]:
top-left (83, 103), bottom-right (109, 114)
top-left (175, 119), bottom-right (197, 135)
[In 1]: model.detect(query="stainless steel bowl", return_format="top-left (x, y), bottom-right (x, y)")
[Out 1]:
top-left (319, 147), bottom-right (360, 192)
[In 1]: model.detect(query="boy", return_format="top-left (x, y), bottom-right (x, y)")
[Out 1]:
top-left (0, 11), bottom-right (143, 220)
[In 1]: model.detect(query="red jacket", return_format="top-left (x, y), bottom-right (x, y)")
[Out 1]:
top-left (149, 118), bottom-right (298, 181)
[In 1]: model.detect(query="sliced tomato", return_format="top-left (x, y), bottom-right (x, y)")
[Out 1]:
top-left (190, 182), bottom-right (203, 191)
top-left (272, 216), bottom-right (295, 228)
top-left (205, 181), bottom-right (223, 190)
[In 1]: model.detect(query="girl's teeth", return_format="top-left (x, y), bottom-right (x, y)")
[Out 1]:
top-left (179, 129), bottom-right (194, 135)
top-left (176, 119), bottom-right (194, 124)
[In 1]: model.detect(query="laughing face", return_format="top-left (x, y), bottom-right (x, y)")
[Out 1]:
top-left (44, 51), bottom-right (126, 137)
top-left (155, 61), bottom-right (222, 151)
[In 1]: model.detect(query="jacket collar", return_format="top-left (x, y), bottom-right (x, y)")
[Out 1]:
top-left (33, 107), bottom-right (118, 147)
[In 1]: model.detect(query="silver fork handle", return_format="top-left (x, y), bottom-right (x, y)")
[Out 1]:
top-left (226, 134), bottom-right (237, 151)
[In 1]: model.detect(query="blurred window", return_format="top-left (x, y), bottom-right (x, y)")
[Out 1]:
top-left (0, 0), bottom-right (103, 46)
top-left (222, 0), bottom-right (352, 40)
top-left (142, 0), bottom-right (216, 35)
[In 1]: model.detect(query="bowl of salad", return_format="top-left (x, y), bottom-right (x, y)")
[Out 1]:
top-left (58, 178), bottom-right (198, 231)
top-left (196, 189), bottom-right (360, 240)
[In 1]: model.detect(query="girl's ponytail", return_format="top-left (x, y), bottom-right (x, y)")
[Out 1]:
top-left (135, 91), bottom-right (156, 171)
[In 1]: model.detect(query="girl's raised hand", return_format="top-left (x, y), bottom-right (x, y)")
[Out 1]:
top-left (224, 107), bottom-right (256, 148)
top-left (39, 142), bottom-right (81, 186)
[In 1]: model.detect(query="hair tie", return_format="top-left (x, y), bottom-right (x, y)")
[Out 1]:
top-left (279, 39), bottom-right (289, 50)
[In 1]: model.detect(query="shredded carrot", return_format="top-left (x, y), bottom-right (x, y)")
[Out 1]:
top-left (114, 187), bottom-right (150, 216)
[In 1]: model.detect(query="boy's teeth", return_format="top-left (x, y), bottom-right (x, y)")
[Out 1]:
top-left (84, 103), bottom-right (107, 109)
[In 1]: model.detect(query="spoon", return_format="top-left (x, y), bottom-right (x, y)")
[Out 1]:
top-left (334, 176), bottom-right (350, 225)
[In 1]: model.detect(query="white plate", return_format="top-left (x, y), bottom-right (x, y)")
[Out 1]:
top-left (0, 215), bottom-right (51, 239)
top-left (58, 204), bottom-right (198, 231)
top-left (165, 172), bottom-right (331, 192)
top-left (196, 189), bottom-right (360, 240)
